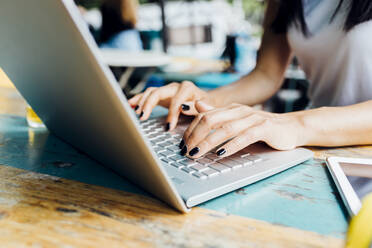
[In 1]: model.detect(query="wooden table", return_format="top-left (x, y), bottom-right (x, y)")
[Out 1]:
top-left (2, 69), bottom-right (372, 247)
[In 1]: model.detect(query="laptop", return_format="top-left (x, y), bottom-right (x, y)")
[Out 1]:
top-left (0, 0), bottom-right (313, 213)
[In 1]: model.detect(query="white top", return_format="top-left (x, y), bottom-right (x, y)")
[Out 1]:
top-left (287, 0), bottom-right (372, 108)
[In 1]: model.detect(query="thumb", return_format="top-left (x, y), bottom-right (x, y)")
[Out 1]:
top-left (195, 100), bottom-right (214, 113)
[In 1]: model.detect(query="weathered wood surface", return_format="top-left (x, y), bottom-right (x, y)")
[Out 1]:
top-left (0, 165), bottom-right (344, 248)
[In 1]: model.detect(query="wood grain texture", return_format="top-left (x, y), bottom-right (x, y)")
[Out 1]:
top-left (0, 165), bottom-right (344, 248)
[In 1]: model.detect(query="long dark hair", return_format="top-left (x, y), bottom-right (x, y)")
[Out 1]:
top-left (271, 0), bottom-right (372, 36)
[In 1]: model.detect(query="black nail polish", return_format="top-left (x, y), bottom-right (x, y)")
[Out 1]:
top-left (216, 148), bottom-right (226, 156)
top-left (179, 139), bottom-right (185, 149)
top-left (189, 147), bottom-right (200, 156)
top-left (139, 111), bottom-right (144, 118)
top-left (165, 122), bottom-right (170, 131)
top-left (134, 105), bottom-right (139, 111)
top-left (181, 104), bottom-right (190, 111)
top-left (180, 145), bottom-right (188, 156)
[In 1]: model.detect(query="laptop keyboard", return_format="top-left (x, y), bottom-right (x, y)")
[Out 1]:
top-left (140, 119), bottom-right (262, 180)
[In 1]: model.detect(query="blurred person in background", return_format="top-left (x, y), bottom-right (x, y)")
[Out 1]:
top-left (99, 0), bottom-right (142, 50)
top-left (76, 0), bottom-right (142, 50)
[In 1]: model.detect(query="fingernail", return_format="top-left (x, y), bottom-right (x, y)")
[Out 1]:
top-left (181, 104), bottom-right (190, 111)
top-left (179, 139), bottom-right (185, 149)
top-left (216, 148), bottom-right (226, 156)
top-left (180, 145), bottom-right (188, 156)
top-left (165, 122), bottom-right (170, 131)
top-left (189, 147), bottom-right (200, 156)
top-left (134, 105), bottom-right (139, 111)
top-left (139, 111), bottom-right (144, 118)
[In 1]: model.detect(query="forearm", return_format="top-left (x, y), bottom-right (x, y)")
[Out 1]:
top-left (207, 68), bottom-right (282, 107)
top-left (293, 100), bottom-right (372, 147)
top-left (206, 0), bottom-right (292, 107)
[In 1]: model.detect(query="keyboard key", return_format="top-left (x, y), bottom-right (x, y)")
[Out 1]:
top-left (209, 163), bottom-right (231, 173)
top-left (171, 162), bottom-right (184, 169)
top-left (161, 158), bottom-right (173, 164)
top-left (228, 157), bottom-right (253, 166)
top-left (181, 167), bottom-right (195, 174)
top-left (154, 147), bottom-right (167, 153)
top-left (158, 141), bottom-right (173, 148)
top-left (162, 133), bottom-right (173, 140)
top-left (180, 159), bottom-right (198, 167)
top-left (167, 145), bottom-right (181, 152)
top-left (196, 157), bottom-right (213, 165)
top-left (192, 172), bottom-right (207, 179)
top-left (247, 155), bottom-right (262, 163)
top-left (144, 129), bottom-right (156, 136)
top-left (169, 154), bottom-right (187, 162)
top-left (172, 134), bottom-right (182, 139)
top-left (147, 134), bottom-right (158, 140)
top-left (205, 153), bottom-right (222, 161)
top-left (239, 152), bottom-right (251, 158)
top-left (153, 138), bottom-right (164, 144)
top-left (202, 168), bottom-right (219, 177)
top-left (190, 164), bottom-right (208, 172)
top-left (217, 159), bottom-right (243, 169)
top-left (160, 150), bottom-right (174, 158)
top-left (168, 138), bottom-right (180, 144)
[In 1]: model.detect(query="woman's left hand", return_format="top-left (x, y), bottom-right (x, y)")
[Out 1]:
top-left (181, 102), bottom-right (305, 158)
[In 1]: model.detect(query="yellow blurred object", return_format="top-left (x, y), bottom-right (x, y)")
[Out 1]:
top-left (346, 193), bottom-right (372, 248)
top-left (0, 68), bottom-right (16, 89)
top-left (26, 105), bottom-right (45, 128)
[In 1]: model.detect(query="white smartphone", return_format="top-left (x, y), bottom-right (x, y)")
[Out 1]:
top-left (326, 157), bottom-right (372, 216)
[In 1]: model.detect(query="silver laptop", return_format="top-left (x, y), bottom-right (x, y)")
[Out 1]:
top-left (0, 0), bottom-right (313, 213)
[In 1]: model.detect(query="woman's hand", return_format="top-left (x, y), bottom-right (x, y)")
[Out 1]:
top-left (181, 102), bottom-right (305, 158)
top-left (128, 81), bottom-right (213, 130)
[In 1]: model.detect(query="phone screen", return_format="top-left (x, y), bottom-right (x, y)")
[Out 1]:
top-left (340, 162), bottom-right (372, 199)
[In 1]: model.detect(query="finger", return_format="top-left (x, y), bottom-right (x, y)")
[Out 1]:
top-left (182, 105), bottom-right (238, 144)
top-left (180, 105), bottom-right (243, 154)
top-left (180, 101), bottom-right (199, 116)
top-left (185, 105), bottom-right (254, 151)
top-left (215, 124), bottom-right (264, 158)
top-left (195, 100), bottom-right (215, 113)
top-left (140, 90), bottom-right (160, 121)
top-left (140, 84), bottom-right (179, 120)
top-left (136, 87), bottom-right (156, 115)
top-left (166, 81), bottom-right (195, 130)
top-left (128, 94), bottom-right (142, 108)
top-left (187, 115), bottom-right (263, 158)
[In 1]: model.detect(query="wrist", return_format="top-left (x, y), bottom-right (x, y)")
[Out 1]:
top-left (285, 111), bottom-right (310, 147)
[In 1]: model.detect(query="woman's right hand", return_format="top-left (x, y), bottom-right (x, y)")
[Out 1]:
top-left (128, 81), bottom-right (214, 131)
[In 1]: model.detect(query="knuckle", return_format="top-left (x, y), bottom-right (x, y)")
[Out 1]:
top-left (168, 82), bottom-right (179, 88)
top-left (249, 113), bottom-right (260, 120)
top-left (261, 118), bottom-right (271, 127)
top-left (200, 115), bottom-right (213, 126)
top-left (146, 87), bottom-right (156, 92)
top-left (230, 103), bottom-right (241, 108)
top-left (196, 113), bottom-right (204, 121)
top-left (221, 124), bottom-right (234, 135)
top-left (181, 81), bottom-right (194, 87)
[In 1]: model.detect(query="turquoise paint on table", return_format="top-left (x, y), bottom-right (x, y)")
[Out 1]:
top-left (0, 114), bottom-right (348, 237)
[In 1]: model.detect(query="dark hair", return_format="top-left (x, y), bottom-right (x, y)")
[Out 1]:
top-left (271, 0), bottom-right (372, 36)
